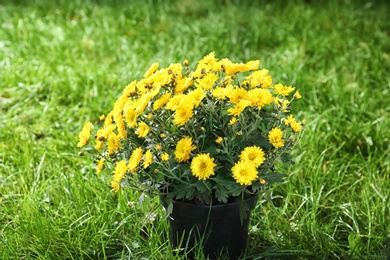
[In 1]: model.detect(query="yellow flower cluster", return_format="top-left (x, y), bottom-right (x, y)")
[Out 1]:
top-left (78, 52), bottom-right (304, 194)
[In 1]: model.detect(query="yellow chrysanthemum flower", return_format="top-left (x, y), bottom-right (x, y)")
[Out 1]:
top-left (247, 88), bottom-right (273, 108)
top-left (227, 100), bottom-right (251, 116)
top-left (96, 124), bottom-right (116, 141)
top-left (294, 91), bottom-right (302, 99)
top-left (227, 87), bottom-right (248, 104)
top-left (290, 121), bottom-right (302, 133)
top-left (166, 94), bottom-right (185, 111)
top-left (231, 160), bottom-right (258, 186)
top-left (229, 117), bottom-right (238, 125)
top-left (107, 132), bottom-right (121, 156)
top-left (284, 115), bottom-right (302, 133)
top-left (123, 106), bottom-right (138, 128)
top-left (96, 158), bottom-right (105, 174)
top-left (190, 153), bottom-right (217, 180)
top-left (115, 115), bottom-right (127, 139)
top-left (215, 137), bottom-right (223, 144)
top-left (95, 140), bottom-right (104, 150)
top-left (284, 115), bottom-right (296, 126)
top-left (104, 111), bottom-right (114, 127)
top-left (225, 60), bottom-right (259, 75)
top-left (274, 97), bottom-right (290, 112)
top-left (155, 144), bottom-right (162, 151)
top-left (188, 88), bottom-right (206, 107)
top-left (175, 77), bottom-right (193, 93)
top-left (143, 150), bottom-right (153, 169)
top-left (113, 160), bottom-right (128, 183)
top-left (269, 127), bottom-right (284, 148)
top-left (134, 94), bottom-right (152, 115)
top-left (242, 69), bottom-right (272, 89)
top-left (153, 93), bottom-right (172, 110)
top-left (239, 146), bottom-right (265, 168)
top-left (195, 73), bottom-right (218, 90)
top-left (161, 152), bottom-right (170, 161)
top-left (77, 122), bottom-right (93, 148)
top-left (175, 136), bottom-right (197, 163)
top-left (143, 62), bottom-right (159, 78)
top-left (111, 181), bottom-right (120, 192)
top-left (122, 80), bottom-right (137, 97)
top-left (274, 83), bottom-right (295, 96)
top-left (135, 122), bottom-right (150, 137)
top-left (128, 147), bottom-right (143, 172)
top-left (173, 104), bottom-right (194, 126)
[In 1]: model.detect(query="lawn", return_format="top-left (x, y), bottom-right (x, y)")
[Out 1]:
top-left (1, 0), bottom-right (389, 259)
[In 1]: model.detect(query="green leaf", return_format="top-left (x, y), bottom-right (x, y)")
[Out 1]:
top-left (281, 153), bottom-right (295, 164)
top-left (170, 183), bottom-right (195, 200)
top-left (263, 172), bottom-right (288, 185)
top-left (237, 197), bottom-right (250, 224)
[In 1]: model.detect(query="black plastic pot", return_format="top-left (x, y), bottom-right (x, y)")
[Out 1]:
top-left (161, 195), bottom-right (258, 259)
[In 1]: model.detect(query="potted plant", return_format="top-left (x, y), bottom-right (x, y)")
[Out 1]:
top-left (77, 52), bottom-right (304, 259)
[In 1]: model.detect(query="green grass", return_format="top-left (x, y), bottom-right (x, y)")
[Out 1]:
top-left (1, 0), bottom-right (389, 259)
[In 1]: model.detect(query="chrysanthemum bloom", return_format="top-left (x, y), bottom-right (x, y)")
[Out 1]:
top-left (173, 103), bottom-right (194, 126)
top-left (134, 94), bottom-right (152, 115)
top-left (124, 106), bottom-right (138, 128)
top-left (247, 88), bottom-right (273, 108)
top-left (212, 87), bottom-right (229, 99)
top-left (166, 94), bottom-right (185, 110)
top-left (161, 153), bottom-right (170, 161)
top-left (227, 87), bottom-right (248, 104)
top-left (269, 127), bottom-right (284, 148)
top-left (143, 62), bottom-right (159, 78)
top-left (122, 80), bottom-right (137, 97)
top-left (190, 153), bottom-right (217, 180)
top-left (293, 91), bottom-right (302, 99)
top-left (96, 158), bottom-right (105, 174)
top-left (274, 83), bottom-right (295, 96)
top-left (195, 73), bottom-right (218, 90)
top-left (96, 124), bottom-right (116, 141)
top-left (115, 115), bottom-right (127, 139)
top-left (225, 60), bottom-right (259, 75)
top-left (128, 147), bottom-right (143, 172)
top-left (229, 117), bottom-right (238, 125)
top-left (95, 140), bottom-right (104, 150)
top-left (187, 88), bottom-right (205, 107)
top-left (136, 122), bottom-right (150, 137)
top-left (107, 132), bottom-right (121, 156)
top-left (111, 181), bottom-right (120, 192)
top-left (153, 93), bottom-right (171, 110)
top-left (112, 160), bottom-right (128, 186)
top-left (175, 77), bottom-right (193, 93)
top-left (228, 100), bottom-right (251, 116)
top-left (215, 137), bottom-right (223, 144)
top-left (175, 137), bottom-right (197, 163)
top-left (239, 146), bottom-right (265, 168)
top-left (231, 160), bottom-right (258, 186)
top-left (143, 150), bottom-right (153, 169)
top-left (290, 121), bottom-right (302, 133)
top-left (242, 69), bottom-right (272, 89)
top-left (77, 122), bottom-right (92, 147)
top-left (284, 115), bottom-right (302, 133)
